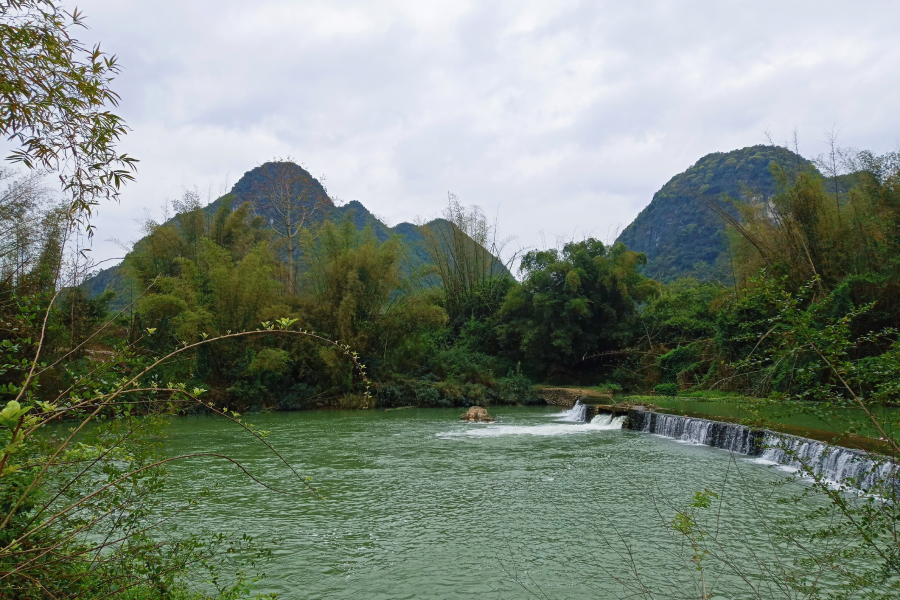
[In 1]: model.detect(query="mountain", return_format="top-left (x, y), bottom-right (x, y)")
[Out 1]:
top-left (82, 162), bottom-right (505, 303)
top-left (616, 145), bottom-right (811, 282)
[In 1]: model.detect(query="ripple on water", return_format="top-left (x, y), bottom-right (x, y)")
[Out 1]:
top-left (161, 406), bottom-right (838, 599)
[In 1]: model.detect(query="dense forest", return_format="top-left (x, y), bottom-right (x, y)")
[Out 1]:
top-left (59, 146), bottom-right (900, 410)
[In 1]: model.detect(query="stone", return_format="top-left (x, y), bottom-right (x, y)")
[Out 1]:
top-left (460, 406), bottom-right (494, 422)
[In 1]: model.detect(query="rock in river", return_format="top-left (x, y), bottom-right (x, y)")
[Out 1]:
top-left (460, 406), bottom-right (494, 422)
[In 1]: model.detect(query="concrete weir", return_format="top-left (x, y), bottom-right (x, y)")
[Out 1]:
top-left (625, 408), bottom-right (763, 455)
top-left (621, 407), bottom-right (896, 493)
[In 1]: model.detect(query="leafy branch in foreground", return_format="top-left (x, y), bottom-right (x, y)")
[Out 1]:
top-left (0, 296), bottom-right (370, 598)
top-left (0, 0), bottom-right (137, 227)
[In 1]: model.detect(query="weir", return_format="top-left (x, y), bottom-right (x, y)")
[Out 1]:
top-left (624, 408), bottom-right (896, 493)
top-left (557, 401), bottom-right (588, 422)
top-left (757, 431), bottom-right (896, 493)
top-left (627, 409), bottom-right (762, 455)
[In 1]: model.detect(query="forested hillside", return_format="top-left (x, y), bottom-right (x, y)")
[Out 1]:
top-left (82, 161), bottom-right (501, 304)
top-left (617, 145), bottom-right (811, 282)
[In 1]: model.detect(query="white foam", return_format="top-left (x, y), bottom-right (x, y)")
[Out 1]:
top-left (749, 456), bottom-right (886, 496)
top-left (747, 457), bottom-right (779, 466)
top-left (437, 414), bottom-right (625, 438)
top-left (555, 401), bottom-right (587, 423)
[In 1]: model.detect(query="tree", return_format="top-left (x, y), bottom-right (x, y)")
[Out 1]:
top-left (248, 160), bottom-right (330, 293)
top-left (127, 197), bottom-right (276, 339)
top-left (300, 217), bottom-right (446, 382)
top-left (419, 194), bottom-right (514, 324)
top-left (497, 238), bottom-right (656, 380)
top-left (0, 0), bottom-right (136, 227)
top-left (0, 168), bottom-right (62, 288)
top-left (711, 147), bottom-right (900, 292)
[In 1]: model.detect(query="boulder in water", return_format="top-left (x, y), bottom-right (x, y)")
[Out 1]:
top-left (460, 406), bottom-right (494, 422)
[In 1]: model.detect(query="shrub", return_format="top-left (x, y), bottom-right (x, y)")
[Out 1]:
top-left (277, 382), bottom-right (315, 410)
top-left (658, 345), bottom-right (699, 383)
top-left (592, 382), bottom-right (623, 393)
top-left (655, 383), bottom-right (679, 397)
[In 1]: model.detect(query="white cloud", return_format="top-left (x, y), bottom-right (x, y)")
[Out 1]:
top-left (56, 0), bottom-right (900, 265)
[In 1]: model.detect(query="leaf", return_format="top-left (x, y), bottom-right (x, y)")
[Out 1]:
top-left (0, 400), bottom-right (32, 429)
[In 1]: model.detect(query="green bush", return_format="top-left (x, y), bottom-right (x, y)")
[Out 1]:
top-left (591, 382), bottom-right (623, 393)
top-left (277, 382), bottom-right (315, 410)
top-left (655, 383), bottom-right (679, 397)
top-left (658, 345), bottom-right (699, 383)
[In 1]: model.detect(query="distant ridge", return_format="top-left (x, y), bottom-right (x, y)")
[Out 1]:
top-left (616, 145), bottom-right (810, 282)
top-left (82, 162), bottom-right (506, 302)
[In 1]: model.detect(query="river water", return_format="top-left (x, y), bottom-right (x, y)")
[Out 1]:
top-left (162, 406), bottom-right (840, 599)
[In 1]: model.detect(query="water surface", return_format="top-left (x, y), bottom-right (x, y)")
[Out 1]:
top-left (163, 406), bottom-right (835, 599)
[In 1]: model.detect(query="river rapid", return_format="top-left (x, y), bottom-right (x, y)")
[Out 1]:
top-left (162, 406), bottom-right (840, 599)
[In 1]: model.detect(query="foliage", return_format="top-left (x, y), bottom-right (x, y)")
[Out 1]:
top-left (723, 149), bottom-right (900, 293)
top-left (0, 168), bottom-right (68, 292)
top-left (657, 345), bottom-right (699, 383)
top-left (124, 195), bottom-right (279, 346)
top-left (497, 238), bottom-right (656, 381)
top-left (654, 277), bottom-right (900, 599)
top-left (242, 160), bottom-right (330, 293)
top-left (376, 363), bottom-right (537, 408)
top-left (55, 287), bottom-right (114, 355)
top-left (419, 194), bottom-right (513, 325)
top-left (299, 216), bottom-right (447, 386)
top-left (617, 145), bottom-right (809, 282)
top-left (606, 146), bottom-right (900, 599)
top-left (0, 0), bottom-right (136, 224)
top-left (116, 201), bottom-right (457, 408)
top-left (636, 279), bottom-right (725, 348)
top-left (654, 383), bottom-right (678, 397)
top-left (0, 293), bottom-right (370, 598)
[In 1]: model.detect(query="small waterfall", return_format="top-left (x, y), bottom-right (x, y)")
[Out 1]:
top-left (558, 401), bottom-right (587, 423)
top-left (590, 413), bottom-right (626, 428)
top-left (628, 410), bottom-right (760, 454)
top-left (760, 433), bottom-right (897, 493)
top-left (627, 409), bottom-right (895, 493)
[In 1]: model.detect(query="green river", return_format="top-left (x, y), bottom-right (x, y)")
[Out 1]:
top-left (162, 406), bottom-right (840, 599)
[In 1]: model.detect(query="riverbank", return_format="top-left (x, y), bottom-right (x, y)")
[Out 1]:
top-left (179, 382), bottom-right (897, 457)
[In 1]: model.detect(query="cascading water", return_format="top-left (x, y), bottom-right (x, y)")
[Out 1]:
top-left (759, 433), bottom-right (897, 493)
top-left (628, 410), bottom-right (760, 454)
top-left (627, 409), bottom-right (895, 493)
top-left (445, 404), bottom-right (625, 437)
top-left (590, 413), bottom-right (626, 428)
top-left (558, 401), bottom-right (587, 423)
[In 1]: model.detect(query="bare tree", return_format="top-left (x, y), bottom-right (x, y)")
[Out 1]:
top-left (419, 193), bottom-right (518, 320)
top-left (248, 159), bottom-right (330, 293)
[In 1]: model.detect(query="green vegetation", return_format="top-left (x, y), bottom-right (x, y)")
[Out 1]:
top-left (2, 3), bottom-right (898, 596)
top-left (497, 238), bottom-right (656, 381)
top-left (8, 138), bottom-right (900, 595)
top-left (69, 144), bottom-right (900, 423)
top-left (617, 145), bottom-right (811, 282)
top-left (0, 0), bottom-right (136, 221)
top-left (653, 383), bottom-right (678, 397)
top-left (614, 149), bottom-right (900, 598)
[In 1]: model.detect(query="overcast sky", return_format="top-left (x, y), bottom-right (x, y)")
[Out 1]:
top-left (60, 0), bottom-right (900, 265)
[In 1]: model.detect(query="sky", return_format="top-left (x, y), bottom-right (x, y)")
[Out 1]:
top-left (45, 0), bottom-right (900, 266)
